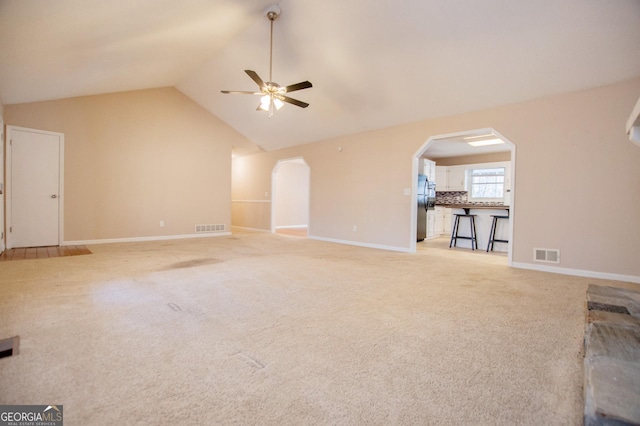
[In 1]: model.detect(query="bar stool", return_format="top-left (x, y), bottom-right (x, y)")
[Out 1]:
top-left (449, 214), bottom-right (478, 250)
top-left (487, 215), bottom-right (509, 252)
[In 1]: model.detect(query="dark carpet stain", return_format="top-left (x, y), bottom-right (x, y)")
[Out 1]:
top-left (165, 258), bottom-right (222, 270)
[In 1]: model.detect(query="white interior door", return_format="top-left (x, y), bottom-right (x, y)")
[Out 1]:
top-left (7, 126), bottom-right (64, 249)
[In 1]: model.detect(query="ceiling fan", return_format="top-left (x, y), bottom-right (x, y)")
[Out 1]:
top-left (221, 5), bottom-right (312, 118)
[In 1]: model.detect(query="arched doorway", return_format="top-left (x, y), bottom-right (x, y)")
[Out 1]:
top-left (410, 128), bottom-right (516, 264)
top-left (271, 157), bottom-right (310, 236)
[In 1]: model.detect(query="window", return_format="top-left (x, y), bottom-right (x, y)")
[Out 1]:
top-left (469, 167), bottom-right (505, 200)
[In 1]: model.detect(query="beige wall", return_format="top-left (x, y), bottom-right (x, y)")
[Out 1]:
top-left (5, 87), bottom-right (250, 241)
top-left (232, 78), bottom-right (640, 279)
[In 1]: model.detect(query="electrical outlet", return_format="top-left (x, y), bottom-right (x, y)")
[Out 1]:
top-left (353, 225), bottom-right (357, 232)
top-left (265, 191), bottom-right (269, 197)
top-left (160, 220), bottom-right (165, 227)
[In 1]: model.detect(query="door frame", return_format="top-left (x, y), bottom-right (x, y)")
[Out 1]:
top-left (6, 126), bottom-right (65, 249)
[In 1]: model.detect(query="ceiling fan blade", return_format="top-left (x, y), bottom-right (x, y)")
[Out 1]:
top-left (284, 81), bottom-right (313, 93)
top-left (278, 95), bottom-right (309, 108)
top-left (245, 70), bottom-right (265, 89)
top-left (221, 90), bottom-right (262, 95)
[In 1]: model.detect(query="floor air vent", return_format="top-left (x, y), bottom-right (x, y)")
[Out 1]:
top-left (195, 224), bottom-right (226, 233)
top-left (534, 248), bottom-right (560, 263)
top-left (0, 336), bottom-right (20, 359)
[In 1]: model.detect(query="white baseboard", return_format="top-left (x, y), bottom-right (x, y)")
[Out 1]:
top-left (511, 261), bottom-right (640, 284)
top-left (309, 236), bottom-right (411, 253)
top-left (64, 232), bottom-right (231, 246)
top-left (275, 225), bottom-right (308, 229)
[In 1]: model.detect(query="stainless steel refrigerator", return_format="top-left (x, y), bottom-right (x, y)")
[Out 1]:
top-left (417, 174), bottom-right (436, 242)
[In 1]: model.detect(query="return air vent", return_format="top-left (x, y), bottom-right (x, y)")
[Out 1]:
top-left (534, 248), bottom-right (560, 263)
top-left (0, 336), bottom-right (19, 359)
top-left (195, 224), bottom-right (226, 233)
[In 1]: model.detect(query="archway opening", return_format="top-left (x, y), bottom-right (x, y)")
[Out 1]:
top-left (271, 157), bottom-right (310, 237)
top-left (410, 128), bottom-right (516, 264)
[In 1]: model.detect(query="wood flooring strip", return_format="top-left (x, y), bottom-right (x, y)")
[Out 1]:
top-left (14, 248), bottom-right (26, 260)
top-left (0, 245), bottom-right (91, 262)
top-left (0, 250), bottom-right (12, 261)
top-left (25, 248), bottom-right (37, 260)
top-left (76, 246), bottom-right (92, 255)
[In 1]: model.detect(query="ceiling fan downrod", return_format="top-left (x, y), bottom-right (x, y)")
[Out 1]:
top-left (263, 7), bottom-right (281, 117)
top-left (267, 9), bottom-right (278, 83)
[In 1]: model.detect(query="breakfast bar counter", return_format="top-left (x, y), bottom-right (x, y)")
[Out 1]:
top-left (435, 204), bottom-right (510, 252)
top-left (436, 203), bottom-right (509, 214)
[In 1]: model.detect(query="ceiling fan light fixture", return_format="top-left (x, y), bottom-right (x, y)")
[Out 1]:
top-left (259, 95), bottom-right (283, 111)
top-left (259, 95), bottom-right (269, 111)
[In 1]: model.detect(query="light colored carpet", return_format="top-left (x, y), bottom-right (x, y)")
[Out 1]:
top-left (0, 230), bottom-right (637, 425)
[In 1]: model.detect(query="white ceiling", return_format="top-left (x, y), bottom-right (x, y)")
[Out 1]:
top-left (1, 0), bottom-right (640, 154)
top-left (424, 133), bottom-right (511, 160)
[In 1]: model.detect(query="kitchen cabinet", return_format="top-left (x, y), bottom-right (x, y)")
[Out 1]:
top-left (447, 166), bottom-right (466, 191)
top-left (435, 167), bottom-right (447, 191)
top-left (504, 163), bottom-right (511, 191)
top-left (434, 207), bottom-right (444, 235)
top-left (503, 163), bottom-right (512, 206)
top-left (434, 206), bottom-right (452, 236)
top-left (423, 159), bottom-right (436, 181)
top-left (435, 166), bottom-right (466, 191)
top-left (443, 208), bottom-right (452, 234)
top-left (426, 210), bottom-right (437, 239)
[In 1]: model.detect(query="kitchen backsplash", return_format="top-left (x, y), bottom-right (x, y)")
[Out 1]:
top-left (436, 191), bottom-right (468, 204)
top-left (435, 191), bottom-right (506, 206)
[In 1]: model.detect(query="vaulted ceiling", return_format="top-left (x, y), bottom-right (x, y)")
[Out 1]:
top-left (1, 0), bottom-right (639, 154)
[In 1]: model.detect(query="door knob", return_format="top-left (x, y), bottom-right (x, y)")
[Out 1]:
top-left (51, 194), bottom-right (57, 199)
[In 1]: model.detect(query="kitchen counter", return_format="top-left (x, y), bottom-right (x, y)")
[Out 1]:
top-left (436, 203), bottom-right (509, 213)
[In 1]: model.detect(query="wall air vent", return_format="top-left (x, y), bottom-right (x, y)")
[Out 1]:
top-left (534, 248), bottom-right (560, 263)
top-left (195, 224), bottom-right (226, 233)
